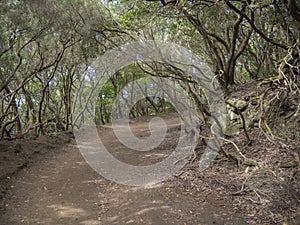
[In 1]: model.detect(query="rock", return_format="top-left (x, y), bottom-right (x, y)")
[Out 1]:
top-left (227, 99), bottom-right (248, 111)
top-left (225, 125), bottom-right (240, 137)
top-left (236, 100), bottom-right (248, 111)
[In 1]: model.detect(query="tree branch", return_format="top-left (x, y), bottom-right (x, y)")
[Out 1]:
top-left (225, 0), bottom-right (288, 50)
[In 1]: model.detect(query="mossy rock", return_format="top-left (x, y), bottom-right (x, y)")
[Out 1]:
top-left (225, 125), bottom-right (240, 137)
top-left (227, 99), bottom-right (248, 111)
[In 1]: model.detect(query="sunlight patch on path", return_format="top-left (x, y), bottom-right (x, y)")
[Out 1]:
top-left (80, 219), bottom-right (101, 225)
top-left (48, 204), bottom-right (88, 218)
top-left (133, 205), bottom-right (171, 216)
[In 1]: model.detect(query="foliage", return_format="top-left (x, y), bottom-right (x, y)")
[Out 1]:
top-left (0, 0), bottom-right (299, 140)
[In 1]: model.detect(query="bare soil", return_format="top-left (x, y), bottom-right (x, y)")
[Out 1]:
top-left (0, 113), bottom-right (299, 225)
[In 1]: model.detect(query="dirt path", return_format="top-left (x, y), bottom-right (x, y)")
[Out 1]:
top-left (0, 114), bottom-right (253, 224)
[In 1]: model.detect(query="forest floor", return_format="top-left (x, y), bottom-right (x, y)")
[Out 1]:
top-left (0, 113), bottom-right (299, 225)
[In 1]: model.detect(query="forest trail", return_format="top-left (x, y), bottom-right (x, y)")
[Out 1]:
top-left (0, 114), bottom-right (248, 225)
